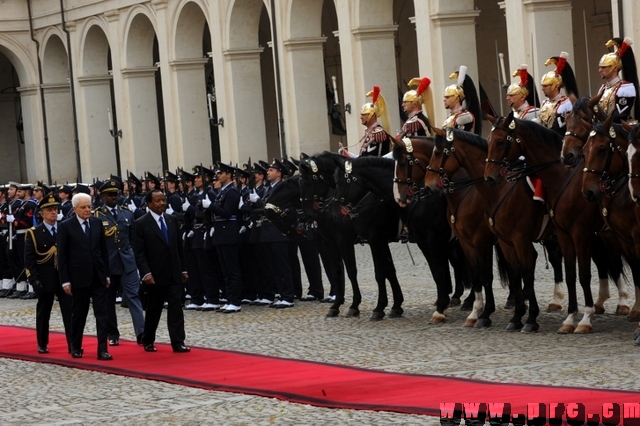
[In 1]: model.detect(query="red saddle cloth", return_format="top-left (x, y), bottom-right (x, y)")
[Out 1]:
top-left (527, 176), bottom-right (545, 203)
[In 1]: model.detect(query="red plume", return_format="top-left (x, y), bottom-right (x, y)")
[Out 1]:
top-left (371, 86), bottom-right (380, 104)
top-left (518, 67), bottom-right (528, 87)
top-left (555, 52), bottom-right (568, 75)
top-left (618, 37), bottom-right (633, 58)
top-left (417, 77), bottom-right (431, 96)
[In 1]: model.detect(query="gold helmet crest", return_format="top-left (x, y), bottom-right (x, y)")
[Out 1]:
top-left (444, 66), bottom-right (467, 101)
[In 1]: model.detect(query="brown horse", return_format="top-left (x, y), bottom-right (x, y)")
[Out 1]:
top-left (626, 123), bottom-right (640, 344)
top-left (426, 127), bottom-right (563, 332)
top-left (561, 98), bottom-right (633, 317)
top-left (485, 114), bottom-right (622, 334)
top-left (582, 117), bottom-right (640, 331)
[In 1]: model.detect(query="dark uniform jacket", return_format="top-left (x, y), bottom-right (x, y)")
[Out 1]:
top-left (25, 224), bottom-right (59, 291)
top-left (94, 205), bottom-right (137, 276)
top-left (206, 183), bottom-right (240, 246)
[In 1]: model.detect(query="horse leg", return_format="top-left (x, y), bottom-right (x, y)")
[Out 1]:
top-left (542, 237), bottom-right (565, 312)
top-left (343, 244), bottom-right (361, 318)
top-left (449, 241), bottom-right (468, 307)
top-left (630, 285), bottom-right (640, 322)
top-left (522, 245), bottom-right (540, 333)
top-left (475, 250), bottom-right (495, 329)
top-left (322, 238), bottom-right (344, 317)
top-left (502, 252), bottom-right (526, 331)
top-left (574, 235), bottom-right (595, 334)
top-left (367, 242), bottom-right (395, 321)
top-left (592, 233), bottom-right (612, 314)
top-left (557, 232), bottom-right (579, 334)
top-left (464, 288), bottom-right (484, 327)
top-left (419, 241), bottom-right (453, 324)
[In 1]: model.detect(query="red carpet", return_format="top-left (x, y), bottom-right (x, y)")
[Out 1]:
top-left (1, 325), bottom-right (638, 420)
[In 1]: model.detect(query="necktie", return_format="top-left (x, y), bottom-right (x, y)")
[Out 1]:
top-left (51, 226), bottom-right (57, 238)
top-left (112, 208), bottom-right (118, 220)
top-left (83, 220), bottom-right (90, 237)
top-left (159, 216), bottom-right (169, 244)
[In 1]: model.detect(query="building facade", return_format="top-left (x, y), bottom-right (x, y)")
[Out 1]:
top-left (0, 0), bottom-right (634, 183)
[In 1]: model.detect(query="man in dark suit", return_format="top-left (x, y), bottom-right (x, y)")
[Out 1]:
top-left (24, 194), bottom-right (72, 354)
top-left (134, 189), bottom-right (190, 353)
top-left (57, 193), bottom-right (112, 360)
top-left (96, 179), bottom-right (145, 346)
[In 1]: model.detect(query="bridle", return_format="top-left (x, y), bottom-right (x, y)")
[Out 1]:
top-left (582, 126), bottom-right (629, 198)
top-left (300, 159), bottom-right (334, 214)
top-left (425, 128), bottom-right (481, 192)
top-left (336, 160), bottom-right (385, 219)
top-left (393, 138), bottom-right (428, 200)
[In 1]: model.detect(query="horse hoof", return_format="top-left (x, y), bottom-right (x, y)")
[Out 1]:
top-left (463, 318), bottom-right (477, 327)
top-left (616, 305), bottom-right (630, 316)
top-left (429, 312), bottom-right (446, 324)
top-left (346, 308), bottom-right (360, 318)
top-left (474, 318), bottom-right (492, 329)
top-left (634, 326), bottom-right (640, 340)
top-left (628, 310), bottom-right (640, 321)
top-left (449, 298), bottom-right (461, 307)
top-left (557, 324), bottom-right (575, 334)
top-left (546, 303), bottom-right (563, 313)
top-left (594, 304), bottom-right (605, 315)
top-left (325, 309), bottom-right (339, 318)
top-left (503, 300), bottom-right (515, 310)
top-left (574, 324), bottom-right (592, 334)
top-left (505, 322), bottom-right (523, 331)
top-left (369, 311), bottom-right (385, 321)
top-left (389, 308), bottom-right (404, 318)
top-left (522, 323), bottom-right (540, 333)
top-left (432, 300), bottom-right (438, 306)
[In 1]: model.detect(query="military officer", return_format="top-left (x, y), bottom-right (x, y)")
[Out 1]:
top-left (443, 66), bottom-right (482, 135)
top-left (507, 65), bottom-right (540, 121)
top-left (597, 37), bottom-right (639, 123)
top-left (400, 77), bottom-right (434, 138)
top-left (536, 52), bottom-right (575, 135)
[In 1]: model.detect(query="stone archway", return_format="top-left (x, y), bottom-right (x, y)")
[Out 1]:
top-left (42, 33), bottom-right (76, 183)
top-left (0, 48), bottom-right (27, 182)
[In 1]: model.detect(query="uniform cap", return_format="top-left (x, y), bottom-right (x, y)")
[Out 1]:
top-left (99, 179), bottom-right (122, 193)
top-left (268, 158), bottom-right (289, 176)
top-left (38, 194), bottom-right (60, 210)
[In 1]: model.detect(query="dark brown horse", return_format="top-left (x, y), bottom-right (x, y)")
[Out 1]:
top-left (426, 127), bottom-right (563, 332)
top-left (485, 115), bottom-right (622, 334)
top-left (561, 98), bottom-right (633, 318)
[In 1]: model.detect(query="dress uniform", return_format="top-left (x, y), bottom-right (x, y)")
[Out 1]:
top-left (8, 183), bottom-right (37, 299)
top-left (355, 86), bottom-right (393, 157)
top-left (443, 66), bottom-right (482, 135)
top-left (24, 195), bottom-right (73, 353)
top-left (58, 185), bottom-right (74, 218)
top-left (400, 77), bottom-right (434, 138)
top-left (507, 65), bottom-right (540, 121)
top-left (95, 179), bottom-right (145, 346)
top-left (597, 37), bottom-right (639, 123)
top-left (0, 182), bottom-right (21, 297)
top-left (536, 52), bottom-right (576, 135)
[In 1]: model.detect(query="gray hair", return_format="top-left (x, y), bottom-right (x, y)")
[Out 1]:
top-left (72, 193), bottom-right (92, 207)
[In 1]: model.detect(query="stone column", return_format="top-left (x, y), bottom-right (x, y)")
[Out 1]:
top-left (427, 0), bottom-right (481, 127)
top-left (281, 36), bottom-right (329, 157)
top-left (170, 58), bottom-right (211, 168)
top-left (221, 48), bottom-right (267, 162)
top-left (76, 75), bottom-right (118, 179)
top-left (120, 67), bottom-right (163, 173)
top-left (41, 84), bottom-right (77, 183)
top-left (11, 86), bottom-right (38, 182)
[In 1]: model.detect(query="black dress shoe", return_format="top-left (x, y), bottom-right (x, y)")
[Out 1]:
top-left (136, 333), bottom-right (144, 345)
top-left (7, 290), bottom-right (26, 299)
top-left (37, 346), bottom-right (49, 354)
top-left (144, 344), bottom-right (157, 352)
top-left (172, 344), bottom-right (191, 353)
top-left (109, 338), bottom-right (119, 346)
top-left (97, 352), bottom-right (113, 361)
top-left (21, 291), bottom-right (37, 300)
top-left (71, 349), bottom-right (84, 358)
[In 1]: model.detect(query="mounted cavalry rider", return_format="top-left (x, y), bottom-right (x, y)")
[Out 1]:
top-left (597, 37), bottom-right (639, 123)
top-left (507, 64), bottom-right (540, 121)
top-left (399, 77), bottom-right (434, 138)
top-left (535, 51), bottom-right (578, 135)
top-left (443, 65), bottom-right (482, 135)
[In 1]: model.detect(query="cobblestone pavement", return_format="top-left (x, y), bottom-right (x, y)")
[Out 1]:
top-left (1, 242), bottom-right (639, 425)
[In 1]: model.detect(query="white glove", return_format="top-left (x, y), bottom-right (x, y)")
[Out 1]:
top-left (182, 231), bottom-right (186, 241)
top-left (187, 230), bottom-right (194, 238)
top-left (209, 227), bottom-right (215, 237)
top-left (239, 225), bottom-right (247, 234)
top-left (182, 200), bottom-right (191, 212)
top-left (146, 206), bottom-right (150, 213)
top-left (202, 194), bottom-right (211, 209)
top-left (6, 214), bottom-right (14, 222)
top-left (128, 200), bottom-right (137, 212)
top-left (57, 212), bottom-right (64, 221)
top-left (166, 204), bottom-right (174, 215)
top-left (249, 190), bottom-right (259, 203)
top-left (238, 197), bottom-right (244, 209)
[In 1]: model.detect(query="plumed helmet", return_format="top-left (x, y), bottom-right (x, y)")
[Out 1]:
top-left (541, 52), bottom-right (569, 92)
top-left (599, 37), bottom-right (633, 69)
top-left (507, 64), bottom-right (529, 98)
top-left (404, 77), bottom-right (434, 122)
top-left (361, 85), bottom-right (391, 132)
top-left (445, 66), bottom-right (468, 101)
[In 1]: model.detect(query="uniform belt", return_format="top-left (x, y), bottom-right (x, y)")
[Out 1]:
top-left (16, 229), bottom-right (28, 234)
top-left (215, 215), bottom-right (236, 222)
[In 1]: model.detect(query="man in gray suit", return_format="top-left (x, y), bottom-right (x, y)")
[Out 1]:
top-left (96, 179), bottom-right (145, 346)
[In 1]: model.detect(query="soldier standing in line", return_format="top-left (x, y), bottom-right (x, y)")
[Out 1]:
top-left (0, 182), bottom-right (21, 297)
top-left (8, 183), bottom-right (38, 299)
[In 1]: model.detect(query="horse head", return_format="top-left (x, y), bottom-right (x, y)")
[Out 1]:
top-left (484, 112), bottom-right (519, 186)
top-left (332, 156), bottom-right (362, 222)
top-left (298, 152), bottom-right (336, 219)
top-left (562, 94), bottom-right (602, 167)
top-left (391, 135), bottom-right (433, 206)
top-left (424, 127), bottom-right (455, 193)
top-left (582, 111), bottom-right (629, 203)
top-left (627, 122), bottom-right (640, 205)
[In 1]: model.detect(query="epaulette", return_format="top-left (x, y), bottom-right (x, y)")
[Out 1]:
top-left (30, 226), bottom-right (36, 230)
top-left (618, 82), bottom-right (636, 98)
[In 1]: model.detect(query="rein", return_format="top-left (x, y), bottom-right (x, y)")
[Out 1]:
top-left (583, 128), bottom-right (629, 198)
top-left (393, 138), bottom-right (428, 198)
top-left (337, 160), bottom-right (388, 219)
top-left (426, 128), bottom-right (484, 193)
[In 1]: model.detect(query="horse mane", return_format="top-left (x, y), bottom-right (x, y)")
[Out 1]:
top-left (434, 130), bottom-right (487, 150)
top-left (515, 119), bottom-right (563, 149)
top-left (572, 97), bottom-right (591, 115)
top-left (392, 136), bottom-right (435, 161)
top-left (346, 156), bottom-right (394, 171)
top-left (592, 122), bottom-right (629, 140)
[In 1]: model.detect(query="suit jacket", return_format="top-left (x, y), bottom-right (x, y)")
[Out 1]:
top-left (57, 216), bottom-right (110, 288)
top-left (94, 205), bottom-right (137, 275)
top-left (134, 212), bottom-right (185, 286)
top-left (24, 224), bottom-right (60, 292)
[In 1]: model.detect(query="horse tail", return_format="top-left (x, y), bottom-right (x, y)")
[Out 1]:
top-left (449, 238), bottom-right (473, 290)
top-left (494, 244), bottom-right (510, 289)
